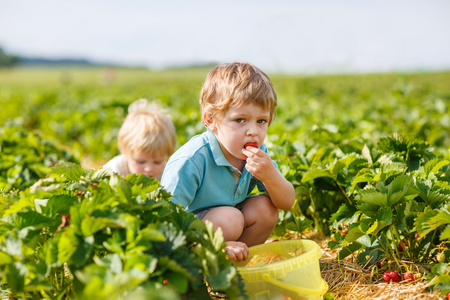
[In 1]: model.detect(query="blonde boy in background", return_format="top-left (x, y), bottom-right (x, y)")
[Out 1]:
top-left (161, 61), bottom-right (295, 262)
top-left (103, 99), bottom-right (176, 181)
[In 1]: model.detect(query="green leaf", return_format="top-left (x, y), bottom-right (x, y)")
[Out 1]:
top-left (57, 228), bottom-right (79, 264)
top-left (165, 271), bottom-right (189, 294)
top-left (427, 191), bottom-right (450, 207)
top-left (358, 190), bottom-right (388, 207)
top-left (415, 177), bottom-right (432, 199)
top-left (15, 211), bottom-right (56, 229)
top-left (128, 226), bottom-right (166, 251)
top-left (387, 175), bottom-right (412, 197)
top-left (109, 175), bottom-right (132, 202)
top-left (338, 242), bottom-right (362, 260)
top-left (0, 251), bottom-right (13, 265)
top-left (415, 208), bottom-right (449, 237)
top-left (40, 195), bottom-right (77, 217)
top-left (5, 262), bottom-right (28, 293)
top-left (301, 168), bottom-right (334, 183)
top-left (344, 226), bottom-right (367, 243)
top-left (427, 210), bottom-right (450, 231)
top-left (350, 172), bottom-right (375, 193)
top-left (367, 220), bottom-right (389, 235)
top-left (81, 216), bottom-right (118, 237)
top-left (424, 159), bottom-right (449, 175)
top-left (440, 225), bottom-right (450, 240)
top-left (377, 181), bottom-right (388, 194)
top-left (292, 215), bottom-right (314, 232)
top-left (376, 206), bottom-right (393, 224)
top-left (330, 160), bottom-right (346, 177)
top-left (388, 191), bottom-right (406, 207)
top-left (51, 162), bottom-right (85, 181)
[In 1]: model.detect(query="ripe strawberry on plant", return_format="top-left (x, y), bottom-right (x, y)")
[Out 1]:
top-left (397, 241), bottom-right (407, 252)
top-left (383, 270), bottom-right (400, 283)
top-left (403, 272), bottom-right (414, 282)
top-left (373, 261), bottom-right (382, 269)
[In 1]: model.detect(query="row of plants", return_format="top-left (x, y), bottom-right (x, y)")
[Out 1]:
top-left (1, 68), bottom-right (449, 298)
top-left (0, 126), bottom-right (246, 299)
top-left (1, 68), bottom-right (449, 165)
top-left (271, 132), bottom-right (450, 297)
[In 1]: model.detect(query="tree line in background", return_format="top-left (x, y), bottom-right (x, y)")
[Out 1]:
top-left (0, 47), bottom-right (19, 67)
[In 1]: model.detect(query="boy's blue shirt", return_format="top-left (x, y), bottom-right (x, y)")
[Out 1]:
top-left (160, 129), bottom-right (280, 213)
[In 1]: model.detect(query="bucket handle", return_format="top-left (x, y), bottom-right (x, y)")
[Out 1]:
top-left (262, 273), bottom-right (328, 296)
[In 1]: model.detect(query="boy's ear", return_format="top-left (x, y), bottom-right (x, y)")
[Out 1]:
top-left (203, 112), bottom-right (216, 131)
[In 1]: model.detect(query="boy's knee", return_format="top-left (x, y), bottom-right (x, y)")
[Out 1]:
top-left (253, 195), bottom-right (279, 223)
top-left (204, 207), bottom-right (245, 240)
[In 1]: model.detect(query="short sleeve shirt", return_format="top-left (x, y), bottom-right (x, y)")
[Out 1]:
top-left (102, 155), bottom-right (130, 175)
top-left (160, 129), bottom-right (281, 213)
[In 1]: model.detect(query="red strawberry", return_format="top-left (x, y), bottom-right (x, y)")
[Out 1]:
top-left (244, 142), bottom-right (258, 149)
top-left (403, 272), bottom-right (414, 282)
top-left (391, 271), bottom-right (401, 282)
top-left (397, 241), bottom-right (407, 252)
top-left (383, 270), bottom-right (400, 283)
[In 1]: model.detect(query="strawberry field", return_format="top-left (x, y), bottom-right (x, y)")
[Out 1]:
top-left (1, 67), bottom-right (449, 299)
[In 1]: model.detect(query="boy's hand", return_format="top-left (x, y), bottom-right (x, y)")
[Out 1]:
top-left (242, 146), bottom-right (277, 183)
top-left (224, 241), bottom-right (249, 262)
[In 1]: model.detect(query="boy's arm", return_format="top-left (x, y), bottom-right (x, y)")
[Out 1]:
top-left (242, 147), bottom-right (295, 211)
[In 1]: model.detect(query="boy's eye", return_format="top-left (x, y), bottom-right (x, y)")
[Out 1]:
top-left (257, 119), bottom-right (268, 124)
top-left (236, 118), bottom-right (245, 123)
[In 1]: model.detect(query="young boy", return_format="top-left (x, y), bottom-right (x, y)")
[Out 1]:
top-left (161, 61), bottom-right (295, 262)
top-left (103, 99), bottom-right (177, 181)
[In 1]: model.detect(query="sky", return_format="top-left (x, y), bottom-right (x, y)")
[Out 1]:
top-left (1, 0), bottom-right (450, 74)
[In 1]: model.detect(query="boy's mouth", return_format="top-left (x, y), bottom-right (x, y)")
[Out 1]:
top-left (244, 142), bottom-right (258, 149)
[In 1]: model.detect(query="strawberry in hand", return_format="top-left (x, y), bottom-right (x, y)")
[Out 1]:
top-left (244, 142), bottom-right (258, 149)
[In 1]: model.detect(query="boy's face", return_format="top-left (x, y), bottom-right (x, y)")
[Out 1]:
top-left (208, 103), bottom-right (270, 168)
top-left (126, 151), bottom-right (168, 178)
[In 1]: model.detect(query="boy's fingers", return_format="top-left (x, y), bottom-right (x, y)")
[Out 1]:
top-left (242, 147), bottom-right (258, 155)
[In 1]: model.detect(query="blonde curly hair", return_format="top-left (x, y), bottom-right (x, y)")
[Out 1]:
top-left (199, 61), bottom-right (277, 125)
top-left (118, 99), bottom-right (176, 157)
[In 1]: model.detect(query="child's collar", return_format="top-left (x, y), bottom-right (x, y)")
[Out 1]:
top-left (206, 129), bottom-right (232, 167)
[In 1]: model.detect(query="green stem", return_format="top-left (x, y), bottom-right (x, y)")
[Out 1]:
top-left (375, 234), bottom-right (388, 256)
top-left (422, 230), bottom-right (438, 262)
top-left (335, 178), bottom-right (353, 206)
top-left (392, 223), bottom-right (412, 259)
top-left (389, 226), bottom-right (403, 270)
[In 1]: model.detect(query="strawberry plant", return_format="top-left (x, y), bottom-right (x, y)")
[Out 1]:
top-left (326, 135), bottom-right (449, 272)
top-left (0, 125), bottom-right (78, 192)
top-left (0, 163), bottom-right (246, 299)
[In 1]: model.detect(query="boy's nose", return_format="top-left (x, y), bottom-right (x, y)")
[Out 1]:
top-left (246, 125), bottom-right (258, 136)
